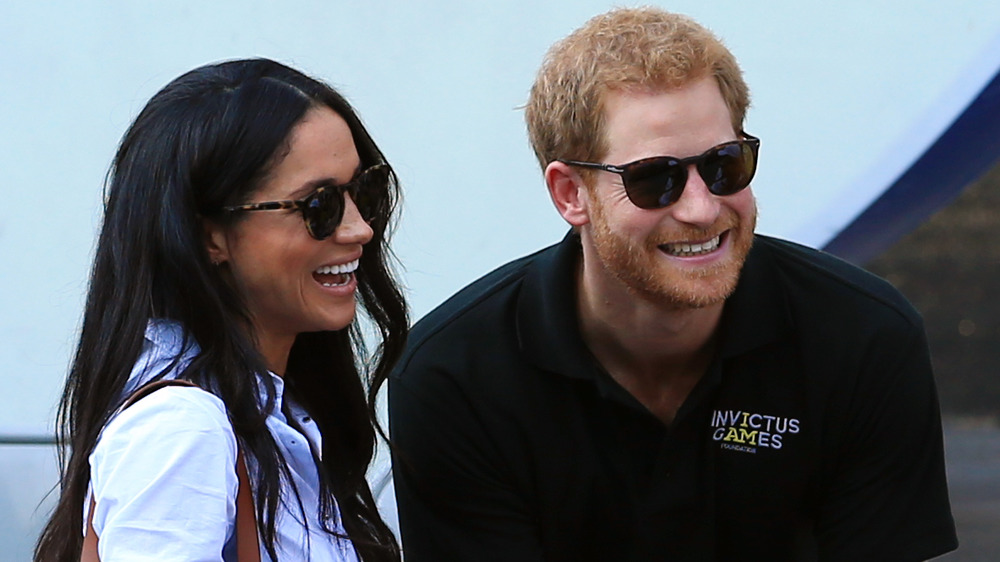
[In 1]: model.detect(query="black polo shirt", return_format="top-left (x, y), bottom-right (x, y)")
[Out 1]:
top-left (390, 233), bottom-right (957, 562)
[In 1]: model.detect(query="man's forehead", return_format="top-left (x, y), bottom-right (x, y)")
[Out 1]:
top-left (599, 78), bottom-right (735, 159)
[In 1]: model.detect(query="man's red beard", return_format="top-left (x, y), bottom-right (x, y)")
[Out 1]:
top-left (587, 196), bottom-right (757, 310)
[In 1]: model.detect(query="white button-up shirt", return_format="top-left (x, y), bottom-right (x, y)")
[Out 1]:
top-left (86, 320), bottom-right (361, 561)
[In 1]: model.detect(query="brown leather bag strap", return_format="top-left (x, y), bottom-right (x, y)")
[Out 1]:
top-left (235, 448), bottom-right (261, 562)
top-left (81, 379), bottom-right (260, 561)
top-left (81, 495), bottom-right (97, 562)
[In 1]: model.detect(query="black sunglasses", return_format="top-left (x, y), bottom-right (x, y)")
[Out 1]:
top-left (220, 163), bottom-right (391, 240)
top-left (560, 133), bottom-right (759, 209)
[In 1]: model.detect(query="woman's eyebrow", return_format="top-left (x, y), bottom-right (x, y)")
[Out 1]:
top-left (288, 178), bottom-right (335, 200)
top-left (289, 164), bottom-right (365, 199)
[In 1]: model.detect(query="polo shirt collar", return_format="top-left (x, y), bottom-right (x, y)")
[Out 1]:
top-left (515, 232), bottom-right (790, 379)
top-left (716, 236), bottom-right (790, 358)
top-left (516, 231), bottom-right (598, 379)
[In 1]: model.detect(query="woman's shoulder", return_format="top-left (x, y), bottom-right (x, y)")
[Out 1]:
top-left (103, 385), bottom-right (234, 445)
top-left (88, 387), bottom-right (242, 557)
top-left (95, 385), bottom-right (238, 477)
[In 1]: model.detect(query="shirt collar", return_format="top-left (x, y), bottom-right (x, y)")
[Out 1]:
top-left (516, 231), bottom-right (605, 380)
top-left (144, 318), bottom-right (198, 359)
top-left (138, 319), bottom-right (285, 413)
top-left (715, 236), bottom-right (790, 358)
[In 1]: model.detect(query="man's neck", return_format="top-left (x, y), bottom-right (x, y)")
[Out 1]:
top-left (576, 258), bottom-right (724, 424)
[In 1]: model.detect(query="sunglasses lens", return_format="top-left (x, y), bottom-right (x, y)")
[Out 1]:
top-left (622, 158), bottom-right (686, 209)
top-left (699, 142), bottom-right (757, 196)
top-left (303, 188), bottom-right (343, 240)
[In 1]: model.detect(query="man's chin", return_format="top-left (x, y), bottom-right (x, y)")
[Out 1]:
top-left (640, 277), bottom-right (737, 310)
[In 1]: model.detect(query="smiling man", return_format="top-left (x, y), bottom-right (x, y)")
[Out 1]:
top-left (389, 8), bottom-right (957, 561)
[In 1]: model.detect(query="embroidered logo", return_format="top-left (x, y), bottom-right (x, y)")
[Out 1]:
top-left (710, 409), bottom-right (800, 454)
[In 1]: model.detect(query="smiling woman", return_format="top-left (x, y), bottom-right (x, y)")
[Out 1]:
top-left (203, 106), bottom-right (379, 376)
top-left (34, 59), bottom-right (407, 562)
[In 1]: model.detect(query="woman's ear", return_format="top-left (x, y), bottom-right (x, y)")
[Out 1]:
top-left (545, 161), bottom-right (591, 227)
top-left (201, 218), bottom-right (230, 266)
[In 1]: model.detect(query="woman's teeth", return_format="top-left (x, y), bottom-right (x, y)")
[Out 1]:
top-left (315, 259), bottom-right (359, 276)
top-left (662, 235), bottom-right (721, 257)
top-left (314, 259), bottom-right (359, 287)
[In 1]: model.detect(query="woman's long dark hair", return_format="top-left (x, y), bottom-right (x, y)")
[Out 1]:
top-left (35, 58), bottom-right (407, 562)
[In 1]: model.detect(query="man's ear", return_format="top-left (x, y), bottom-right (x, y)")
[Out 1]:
top-left (545, 161), bottom-right (590, 227)
top-left (201, 217), bottom-right (230, 266)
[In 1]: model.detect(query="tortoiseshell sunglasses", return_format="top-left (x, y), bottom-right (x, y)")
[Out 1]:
top-left (220, 163), bottom-right (390, 240)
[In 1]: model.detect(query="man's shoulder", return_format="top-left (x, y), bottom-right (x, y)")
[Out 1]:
top-left (397, 241), bottom-right (561, 371)
top-left (753, 234), bottom-right (922, 327)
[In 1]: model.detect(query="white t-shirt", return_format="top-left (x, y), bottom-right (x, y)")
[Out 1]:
top-left (85, 320), bottom-right (361, 561)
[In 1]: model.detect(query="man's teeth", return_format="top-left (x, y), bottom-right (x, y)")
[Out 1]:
top-left (315, 259), bottom-right (359, 287)
top-left (315, 259), bottom-right (360, 276)
top-left (663, 236), bottom-right (720, 257)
